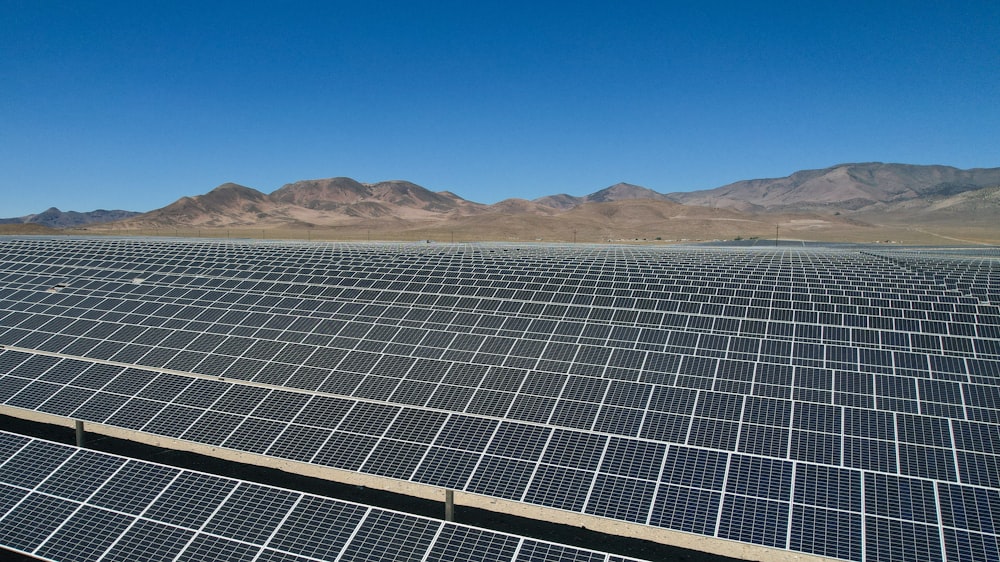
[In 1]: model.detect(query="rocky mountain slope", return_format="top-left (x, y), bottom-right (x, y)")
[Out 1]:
top-left (533, 183), bottom-right (673, 210)
top-left (666, 162), bottom-right (1000, 214)
top-left (131, 178), bottom-right (487, 228)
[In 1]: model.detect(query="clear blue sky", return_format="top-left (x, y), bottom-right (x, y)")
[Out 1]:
top-left (2, 1), bottom-right (998, 216)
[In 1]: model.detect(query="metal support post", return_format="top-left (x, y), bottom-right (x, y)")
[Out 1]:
top-left (445, 489), bottom-right (455, 522)
top-left (75, 420), bottom-right (85, 448)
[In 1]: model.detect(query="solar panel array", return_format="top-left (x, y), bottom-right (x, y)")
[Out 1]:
top-left (869, 248), bottom-right (1000, 305)
top-left (0, 430), bottom-right (642, 562)
top-left (1, 237), bottom-right (999, 562)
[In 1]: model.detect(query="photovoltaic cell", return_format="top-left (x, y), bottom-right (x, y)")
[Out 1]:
top-left (100, 519), bottom-right (195, 562)
top-left (203, 482), bottom-right (299, 544)
top-left (425, 525), bottom-right (519, 562)
top-left (89, 461), bottom-right (180, 515)
top-left (36, 450), bottom-right (126, 502)
top-left (144, 471), bottom-right (235, 528)
top-left (0, 493), bottom-right (79, 552)
top-left (268, 496), bottom-right (368, 560)
top-left (35, 505), bottom-right (135, 562)
top-left (338, 511), bottom-right (439, 562)
top-left (0, 440), bottom-right (74, 488)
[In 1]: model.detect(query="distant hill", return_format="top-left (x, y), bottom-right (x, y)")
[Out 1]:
top-left (135, 183), bottom-right (275, 226)
top-left (0, 207), bottom-right (141, 228)
top-left (271, 177), bottom-right (482, 217)
top-left (858, 184), bottom-right (1000, 227)
top-left (534, 183), bottom-right (673, 210)
top-left (129, 178), bottom-right (486, 228)
top-left (666, 162), bottom-right (1000, 214)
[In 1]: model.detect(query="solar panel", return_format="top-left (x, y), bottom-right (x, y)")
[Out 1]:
top-left (0, 431), bottom-right (646, 562)
top-left (0, 238), bottom-right (998, 562)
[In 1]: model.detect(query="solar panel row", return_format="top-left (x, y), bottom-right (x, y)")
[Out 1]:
top-left (0, 273), bottom-right (995, 394)
top-left (0, 430), bottom-right (641, 562)
top-left (869, 249), bottom-right (1000, 304)
top-left (2, 346), bottom-right (997, 483)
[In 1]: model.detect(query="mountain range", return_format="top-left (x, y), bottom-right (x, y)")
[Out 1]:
top-left (0, 207), bottom-right (140, 228)
top-left (6, 163), bottom-right (1000, 243)
top-left (667, 163), bottom-right (1000, 215)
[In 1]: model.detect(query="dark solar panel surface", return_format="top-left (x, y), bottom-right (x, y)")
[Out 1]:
top-left (1, 237), bottom-right (999, 562)
top-left (0, 431), bottom-right (642, 562)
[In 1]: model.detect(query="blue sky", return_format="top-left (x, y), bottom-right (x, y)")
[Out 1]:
top-left (2, 1), bottom-right (998, 216)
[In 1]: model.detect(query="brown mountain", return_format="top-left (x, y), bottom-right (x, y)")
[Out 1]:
top-left (135, 183), bottom-right (276, 226)
top-left (126, 178), bottom-right (485, 228)
top-left (668, 162), bottom-right (1000, 213)
top-left (269, 177), bottom-right (370, 209)
top-left (533, 193), bottom-right (582, 211)
top-left (585, 182), bottom-right (673, 203)
top-left (270, 178), bottom-right (483, 218)
top-left (488, 198), bottom-right (562, 216)
top-left (534, 182), bottom-right (671, 210)
top-left (860, 184), bottom-right (1000, 226)
top-left (369, 181), bottom-right (476, 213)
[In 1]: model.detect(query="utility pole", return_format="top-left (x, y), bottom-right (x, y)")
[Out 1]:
top-left (775, 224), bottom-right (779, 247)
